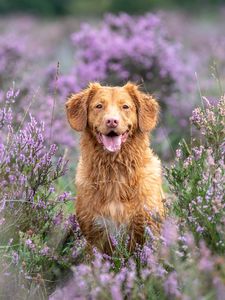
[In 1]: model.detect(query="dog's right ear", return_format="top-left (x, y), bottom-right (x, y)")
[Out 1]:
top-left (65, 82), bottom-right (101, 131)
top-left (124, 82), bottom-right (159, 133)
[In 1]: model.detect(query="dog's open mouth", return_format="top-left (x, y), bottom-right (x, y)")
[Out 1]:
top-left (97, 130), bottom-right (128, 152)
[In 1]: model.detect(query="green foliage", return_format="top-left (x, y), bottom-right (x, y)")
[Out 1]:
top-left (108, 0), bottom-right (155, 14)
top-left (0, 0), bottom-right (71, 15)
top-left (0, 0), bottom-right (225, 16)
top-left (166, 96), bottom-right (225, 253)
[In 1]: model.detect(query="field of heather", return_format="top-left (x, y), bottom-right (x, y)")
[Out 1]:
top-left (0, 8), bottom-right (225, 300)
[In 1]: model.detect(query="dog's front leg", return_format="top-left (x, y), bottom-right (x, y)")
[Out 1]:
top-left (77, 215), bottom-right (114, 255)
top-left (128, 213), bottom-right (146, 253)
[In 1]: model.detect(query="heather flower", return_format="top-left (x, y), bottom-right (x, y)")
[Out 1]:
top-left (11, 251), bottom-right (19, 265)
top-left (55, 13), bottom-right (199, 160)
top-left (25, 239), bottom-right (35, 251)
top-left (53, 211), bottom-right (63, 226)
top-left (40, 246), bottom-right (50, 256)
top-left (196, 226), bottom-right (204, 233)
top-left (161, 218), bottom-right (178, 247)
top-left (72, 13), bottom-right (195, 97)
top-left (0, 94), bottom-right (79, 296)
top-left (111, 285), bottom-right (123, 300)
top-left (175, 149), bottom-right (182, 159)
top-left (192, 145), bottom-right (204, 160)
top-left (167, 95), bottom-right (225, 253)
top-left (164, 272), bottom-right (181, 299)
top-left (213, 277), bottom-right (225, 300)
top-left (57, 191), bottom-right (71, 202)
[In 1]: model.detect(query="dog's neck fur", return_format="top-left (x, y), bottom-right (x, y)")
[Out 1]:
top-left (80, 129), bottom-right (151, 178)
top-left (77, 129), bottom-right (160, 206)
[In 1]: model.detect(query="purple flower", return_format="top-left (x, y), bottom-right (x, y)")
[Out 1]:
top-left (198, 241), bottom-right (214, 272)
top-left (40, 246), bottom-right (50, 256)
top-left (53, 211), bottom-right (63, 226)
top-left (175, 149), bottom-right (182, 159)
top-left (12, 251), bottom-right (19, 264)
top-left (161, 218), bottom-right (178, 247)
top-left (111, 285), bottom-right (123, 300)
top-left (25, 239), bottom-right (35, 250)
top-left (164, 272), bottom-right (181, 298)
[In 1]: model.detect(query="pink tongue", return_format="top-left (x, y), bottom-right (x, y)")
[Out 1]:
top-left (101, 135), bottom-right (122, 152)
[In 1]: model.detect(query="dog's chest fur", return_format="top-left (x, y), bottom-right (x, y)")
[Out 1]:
top-left (75, 133), bottom-right (164, 236)
top-left (94, 201), bottom-right (128, 235)
top-left (76, 153), bottom-right (140, 226)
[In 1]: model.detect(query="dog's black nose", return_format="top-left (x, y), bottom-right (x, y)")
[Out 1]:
top-left (106, 118), bottom-right (119, 128)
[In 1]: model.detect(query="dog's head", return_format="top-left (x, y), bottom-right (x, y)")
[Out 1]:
top-left (66, 82), bottom-right (159, 152)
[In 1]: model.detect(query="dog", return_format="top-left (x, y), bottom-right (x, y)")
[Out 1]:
top-left (66, 82), bottom-right (165, 254)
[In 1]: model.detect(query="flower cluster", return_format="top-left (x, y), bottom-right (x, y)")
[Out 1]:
top-left (0, 17), bottom-right (79, 152)
top-left (0, 36), bottom-right (26, 90)
top-left (72, 13), bottom-right (195, 96)
top-left (59, 13), bottom-right (198, 159)
top-left (0, 91), bottom-right (84, 297)
top-left (167, 95), bottom-right (225, 253)
top-left (1, 13), bottom-right (225, 160)
top-left (51, 218), bottom-right (225, 300)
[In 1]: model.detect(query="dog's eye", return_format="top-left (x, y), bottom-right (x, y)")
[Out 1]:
top-left (96, 104), bottom-right (103, 109)
top-left (122, 104), bottom-right (129, 110)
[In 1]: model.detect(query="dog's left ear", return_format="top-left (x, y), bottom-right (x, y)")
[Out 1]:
top-left (66, 82), bottom-right (101, 131)
top-left (124, 82), bottom-right (159, 132)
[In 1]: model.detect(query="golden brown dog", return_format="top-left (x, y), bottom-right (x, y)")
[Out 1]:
top-left (66, 82), bottom-right (165, 254)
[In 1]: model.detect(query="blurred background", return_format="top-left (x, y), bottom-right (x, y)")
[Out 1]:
top-left (0, 0), bottom-right (225, 170)
top-left (0, 0), bottom-right (224, 16)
